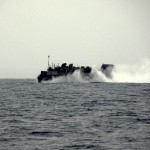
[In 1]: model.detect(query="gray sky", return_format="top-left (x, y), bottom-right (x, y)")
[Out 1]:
top-left (0, 0), bottom-right (150, 78)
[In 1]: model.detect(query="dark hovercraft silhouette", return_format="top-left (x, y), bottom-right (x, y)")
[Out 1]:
top-left (37, 57), bottom-right (114, 83)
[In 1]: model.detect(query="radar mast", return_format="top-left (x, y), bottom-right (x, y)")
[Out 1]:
top-left (48, 55), bottom-right (50, 68)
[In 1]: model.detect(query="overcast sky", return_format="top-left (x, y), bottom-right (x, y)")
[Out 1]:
top-left (0, 0), bottom-right (150, 78)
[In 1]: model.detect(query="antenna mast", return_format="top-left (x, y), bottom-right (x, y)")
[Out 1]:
top-left (48, 55), bottom-right (50, 68)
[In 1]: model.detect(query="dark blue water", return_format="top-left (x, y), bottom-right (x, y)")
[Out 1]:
top-left (0, 79), bottom-right (150, 150)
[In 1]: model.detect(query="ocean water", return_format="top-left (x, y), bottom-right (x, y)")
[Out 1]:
top-left (0, 79), bottom-right (150, 150)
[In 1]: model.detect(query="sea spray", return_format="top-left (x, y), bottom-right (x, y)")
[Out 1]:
top-left (89, 67), bottom-right (110, 82)
top-left (50, 70), bottom-right (90, 83)
top-left (48, 67), bottom-right (111, 83)
top-left (112, 59), bottom-right (150, 83)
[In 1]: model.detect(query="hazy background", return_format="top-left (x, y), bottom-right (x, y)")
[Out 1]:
top-left (0, 0), bottom-right (150, 78)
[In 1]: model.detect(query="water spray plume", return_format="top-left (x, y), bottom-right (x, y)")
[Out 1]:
top-left (112, 59), bottom-right (150, 83)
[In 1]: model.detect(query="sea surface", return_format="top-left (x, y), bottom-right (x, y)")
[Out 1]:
top-left (0, 79), bottom-right (150, 150)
